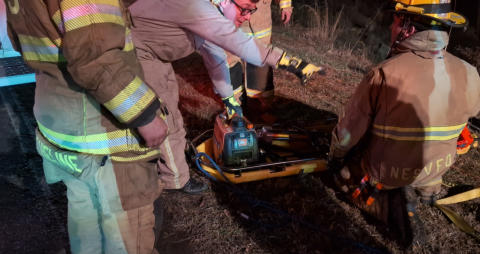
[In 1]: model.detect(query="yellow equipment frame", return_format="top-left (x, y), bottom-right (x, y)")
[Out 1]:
top-left (195, 138), bottom-right (328, 184)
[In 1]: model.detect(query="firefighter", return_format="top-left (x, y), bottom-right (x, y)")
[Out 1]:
top-left (328, 0), bottom-right (480, 245)
top-left (227, 0), bottom-right (293, 120)
top-left (126, 0), bottom-right (323, 193)
top-left (5, 0), bottom-right (165, 253)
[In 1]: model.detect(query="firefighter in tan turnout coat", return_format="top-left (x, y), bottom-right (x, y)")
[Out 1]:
top-left (127, 0), bottom-right (322, 193)
top-left (5, 0), bottom-right (166, 253)
top-left (227, 0), bottom-right (293, 116)
top-left (329, 0), bottom-right (480, 240)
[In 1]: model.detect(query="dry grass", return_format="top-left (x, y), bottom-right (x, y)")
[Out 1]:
top-left (452, 45), bottom-right (480, 73)
top-left (296, 1), bottom-right (344, 51)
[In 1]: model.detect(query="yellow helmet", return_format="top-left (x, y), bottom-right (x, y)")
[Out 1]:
top-left (392, 0), bottom-right (467, 28)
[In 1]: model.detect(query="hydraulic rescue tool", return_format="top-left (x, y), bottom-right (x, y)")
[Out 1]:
top-left (190, 113), bottom-right (328, 183)
top-left (213, 114), bottom-right (259, 167)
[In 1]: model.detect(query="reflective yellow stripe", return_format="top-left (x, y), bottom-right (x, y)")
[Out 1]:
top-left (37, 121), bottom-right (151, 155)
top-left (19, 35), bottom-right (56, 47)
top-left (61, 0), bottom-right (124, 32)
top-left (18, 35), bottom-right (66, 63)
top-left (233, 86), bottom-right (244, 96)
top-left (373, 123), bottom-right (466, 132)
top-left (373, 131), bottom-right (462, 141)
top-left (246, 27), bottom-right (272, 39)
top-left (246, 88), bottom-right (262, 98)
top-left (22, 52), bottom-right (66, 62)
top-left (111, 150), bottom-right (161, 162)
top-left (52, 10), bottom-right (63, 33)
top-left (64, 14), bottom-right (124, 31)
top-left (123, 28), bottom-right (134, 52)
top-left (62, 0), bottom-right (120, 10)
top-left (104, 76), bottom-right (156, 123)
top-left (279, 0), bottom-right (292, 8)
top-left (372, 123), bottom-right (465, 141)
top-left (246, 88), bottom-right (274, 98)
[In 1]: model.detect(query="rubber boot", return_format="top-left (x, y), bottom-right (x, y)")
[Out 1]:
top-left (402, 186), bottom-right (426, 247)
top-left (179, 178), bottom-right (208, 194)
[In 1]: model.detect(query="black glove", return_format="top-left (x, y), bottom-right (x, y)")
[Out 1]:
top-left (222, 95), bottom-right (243, 119)
top-left (277, 52), bottom-right (326, 85)
top-left (327, 157), bottom-right (344, 172)
top-left (328, 157), bottom-right (352, 193)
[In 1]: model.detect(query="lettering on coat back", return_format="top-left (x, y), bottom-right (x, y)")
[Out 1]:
top-left (390, 152), bottom-right (455, 182)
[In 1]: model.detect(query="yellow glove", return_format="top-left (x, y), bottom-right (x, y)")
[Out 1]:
top-left (222, 95), bottom-right (243, 119)
top-left (277, 52), bottom-right (325, 85)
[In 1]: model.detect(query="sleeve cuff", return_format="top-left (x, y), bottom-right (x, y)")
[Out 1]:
top-left (127, 99), bottom-right (161, 128)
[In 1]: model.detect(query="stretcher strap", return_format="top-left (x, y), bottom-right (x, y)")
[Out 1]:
top-left (434, 187), bottom-right (480, 239)
top-left (436, 188), bottom-right (480, 205)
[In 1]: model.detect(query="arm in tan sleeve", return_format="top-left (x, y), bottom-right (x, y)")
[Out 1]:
top-left (329, 69), bottom-right (383, 160)
top-left (60, 0), bottom-right (159, 127)
top-left (179, 0), bottom-right (284, 67)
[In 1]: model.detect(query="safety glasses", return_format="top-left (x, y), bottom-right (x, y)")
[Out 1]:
top-left (230, 0), bottom-right (257, 16)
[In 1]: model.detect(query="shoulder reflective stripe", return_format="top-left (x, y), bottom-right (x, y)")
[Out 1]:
top-left (37, 121), bottom-right (151, 154)
top-left (61, 0), bottom-right (124, 32)
top-left (103, 76), bottom-right (156, 123)
top-left (64, 13), bottom-right (124, 32)
top-left (123, 28), bottom-right (134, 52)
top-left (18, 35), bottom-right (66, 63)
top-left (373, 123), bottom-right (466, 132)
top-left (61, 0), bottom-right (121, 10)
top-left (279, 0), bottom-right (292, 8)
top-left (246, 27), bottom-right (272, 39)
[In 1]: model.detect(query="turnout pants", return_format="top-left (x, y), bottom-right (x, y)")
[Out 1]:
top-left (36, 131), bottom-right (161, 254)
top-left (136, 50), bottom-right (191, 190)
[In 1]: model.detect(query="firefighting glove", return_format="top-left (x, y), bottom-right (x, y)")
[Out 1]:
top-left (327, 157), bottom-right (344, 172)
top-left (277, 52), bottom-right (325, 85)
top-left (222, 95), bottom-right (243, 119)
top-left (328, 157), bottom-right (350, 193)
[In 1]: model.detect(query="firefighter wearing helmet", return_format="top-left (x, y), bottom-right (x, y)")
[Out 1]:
top-left (328, 0), bottom-right (480, 246)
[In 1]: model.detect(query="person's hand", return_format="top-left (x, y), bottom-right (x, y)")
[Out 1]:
top-left (276, 52), bottom-right (326, 85)
top-left (281, 7), bottom-right (293, 24)
top-left (137, 116), bottom-right (168, 148)
top-left (222, 95), bottom-right (243, 119)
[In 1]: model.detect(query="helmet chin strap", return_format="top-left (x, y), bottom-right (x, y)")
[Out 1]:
top-left (386, 16), bottom-right (412, 59)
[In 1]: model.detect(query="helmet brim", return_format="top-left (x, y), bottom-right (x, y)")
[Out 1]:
top-left (388, 9), bottom-right (468, 28)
